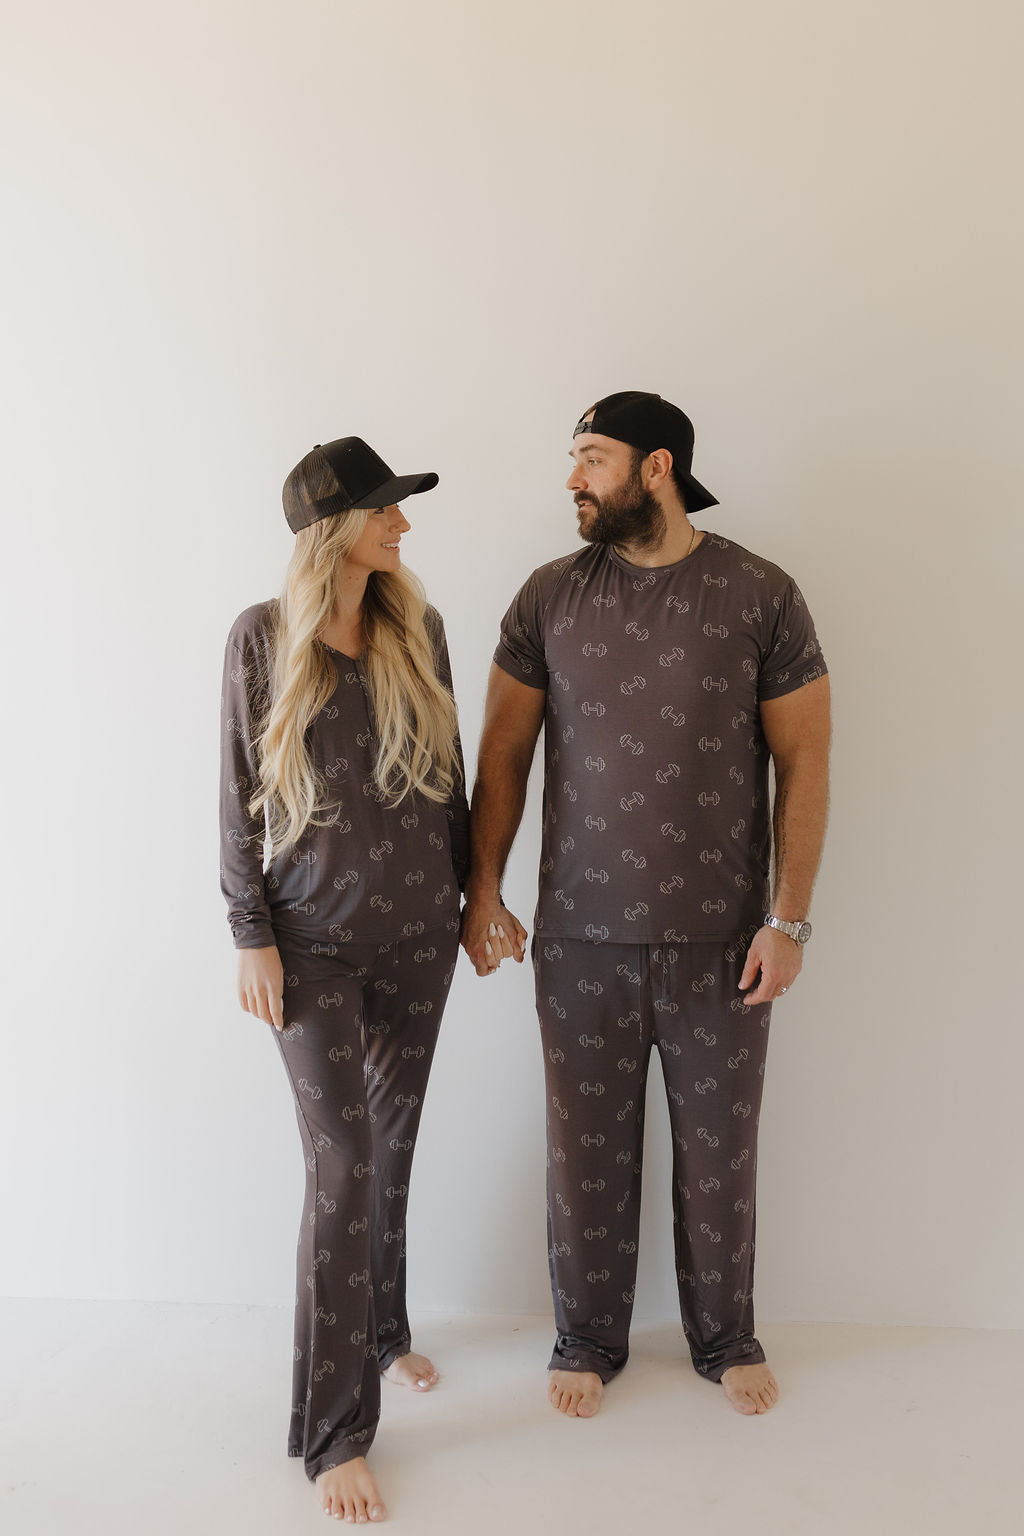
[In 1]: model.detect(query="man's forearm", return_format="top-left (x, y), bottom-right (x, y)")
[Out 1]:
top-left (466, 752), bottom-right (532, 899)
top-left (771, 755), bottom-right (829, 919)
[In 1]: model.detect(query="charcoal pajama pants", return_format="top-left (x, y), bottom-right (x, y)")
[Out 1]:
top-left (272, 919), bottom-right (459, 1480)
top-left (534, 936), bottom-right (772, 1384)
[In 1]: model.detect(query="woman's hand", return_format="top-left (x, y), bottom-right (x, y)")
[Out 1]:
top-left (237, 945), bottom-right (285, 1030)
top-left (461, 894), bottom-right (528, 977)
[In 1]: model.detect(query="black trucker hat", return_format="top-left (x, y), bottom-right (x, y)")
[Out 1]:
top-left (573, 391), bottom-right (718, 513)
top-left (283, 436), bottom-right (439, 533)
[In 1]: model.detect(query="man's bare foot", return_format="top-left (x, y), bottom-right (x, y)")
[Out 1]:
top-left (721, 1362), bottom-right (779, 1415)
top-left (548, 1369), bottom-right (603, 1417)
top-left (316, 1457), bottom-right (386, 1522)
top-left (382, 1351), bottom-right (439, 1392)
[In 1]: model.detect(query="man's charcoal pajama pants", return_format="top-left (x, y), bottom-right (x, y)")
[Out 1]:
top-left (534, 935), bottom-right (772, 1384)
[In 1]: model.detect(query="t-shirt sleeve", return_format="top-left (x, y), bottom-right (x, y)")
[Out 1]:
top-left (758, 577), bottom-right (828, 702)
top-left (219, 627), bottom-right (276, 950)
top-left (492, 568), bottom-right (550, 690)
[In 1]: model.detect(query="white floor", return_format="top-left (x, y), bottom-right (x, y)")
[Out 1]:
top-left (2, 1300), bottom-right (1019, 1535)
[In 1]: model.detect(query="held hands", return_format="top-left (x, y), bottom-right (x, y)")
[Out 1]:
top-left (738, 925), bottom-right (803, 1006)
top-left (461, 892), bottom-right (528, 977)
top-left (237, 945), bottom-right (285, 1030)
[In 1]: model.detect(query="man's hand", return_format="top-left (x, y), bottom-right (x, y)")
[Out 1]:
top-left (461, 893), bottom-right (528, 977)
top-left (237, 945), bottom-right (285, 1030)
top-left (738, 925), bottom-right (803, 1006)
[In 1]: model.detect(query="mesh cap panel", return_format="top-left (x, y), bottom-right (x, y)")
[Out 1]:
top-left (283, 447), bottom-right (352, 533)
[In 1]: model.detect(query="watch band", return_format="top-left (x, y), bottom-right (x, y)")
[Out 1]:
top-left (764, 914), bottom-right (812, 945)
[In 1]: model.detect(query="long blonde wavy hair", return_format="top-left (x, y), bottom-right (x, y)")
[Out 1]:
top-left (249, 461), bottom-right (461, 861)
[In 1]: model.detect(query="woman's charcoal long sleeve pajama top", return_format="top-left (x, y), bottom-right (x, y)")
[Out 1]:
top-left (219, 600), bottom-right (469, 950)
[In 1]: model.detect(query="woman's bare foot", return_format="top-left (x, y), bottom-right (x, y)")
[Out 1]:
top-left (316, 1457), bottom-right (386, 1522)
top-left (721, 1362), bottom-right (779, 1415)
top-left (548, 1369), bottom-right (604, 1417)
top-left (382, 1351), bottom-right (439, 1392)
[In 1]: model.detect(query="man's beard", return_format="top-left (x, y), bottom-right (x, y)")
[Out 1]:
top-left (576, 466), bottom-right (666, 551)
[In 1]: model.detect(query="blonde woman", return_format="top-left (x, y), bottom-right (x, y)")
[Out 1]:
top-left (220, 436), bottom-right (475, 1523)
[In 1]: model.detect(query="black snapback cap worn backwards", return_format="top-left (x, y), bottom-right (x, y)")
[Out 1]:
top-left (283, 436), bottom-right (439, 533)
top-left (573, 391), bottom-right (718, 513)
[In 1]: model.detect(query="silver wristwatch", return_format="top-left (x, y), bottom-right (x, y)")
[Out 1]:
top-left (764, 914), bottom-right (812, 945)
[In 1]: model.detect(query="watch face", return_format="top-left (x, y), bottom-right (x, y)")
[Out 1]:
top-left (797, 922), bottom-right (812, 944)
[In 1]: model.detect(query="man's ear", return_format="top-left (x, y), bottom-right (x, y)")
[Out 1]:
top-left (644, 447), bottom-right (674, 492)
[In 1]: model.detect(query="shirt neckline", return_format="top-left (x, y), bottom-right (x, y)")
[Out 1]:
top-left (606, 529), bottom-right (716, 577)
top-left (321, 640), bottom-right (363, 664)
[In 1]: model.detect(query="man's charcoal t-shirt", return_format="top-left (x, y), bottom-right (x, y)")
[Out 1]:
top-left (493, 533), bottom-right (826, 943)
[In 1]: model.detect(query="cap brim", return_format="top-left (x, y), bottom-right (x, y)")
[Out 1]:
top-left (357, 471), bottom-right (439, 509)
top-left (679, 472), bottom-right (718, 514)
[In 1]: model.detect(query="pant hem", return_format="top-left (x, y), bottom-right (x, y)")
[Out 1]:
top-left (302, 1422), bottom-right (380, 1483)
top-left (547, 1350), bottom-right (624, 1385)
top-left (692, 1337), bottom-right (766, 1383)
top-left (378, 1338), bottom-right (412, 1373)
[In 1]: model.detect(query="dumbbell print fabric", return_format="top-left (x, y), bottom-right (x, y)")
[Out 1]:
top-left (220, 599), bottom-right (468, 950)
top-left (495, 532), bottom-right (825, 1383)
top-left (219, 601), bottom-right (468, 1480)
top-left (493, 533), bottom-right (826, 943)
top-left (274, 924), bottom-right (459, 1479)
top-left (536, 936), bottom-right (770, 1382)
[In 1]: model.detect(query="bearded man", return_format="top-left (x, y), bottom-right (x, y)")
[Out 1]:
top-left (463, 391), bottom-right (830, 1419)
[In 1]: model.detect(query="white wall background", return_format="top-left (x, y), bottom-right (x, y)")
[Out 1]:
top-left (2, 0), bottom-right (1021, 1331)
